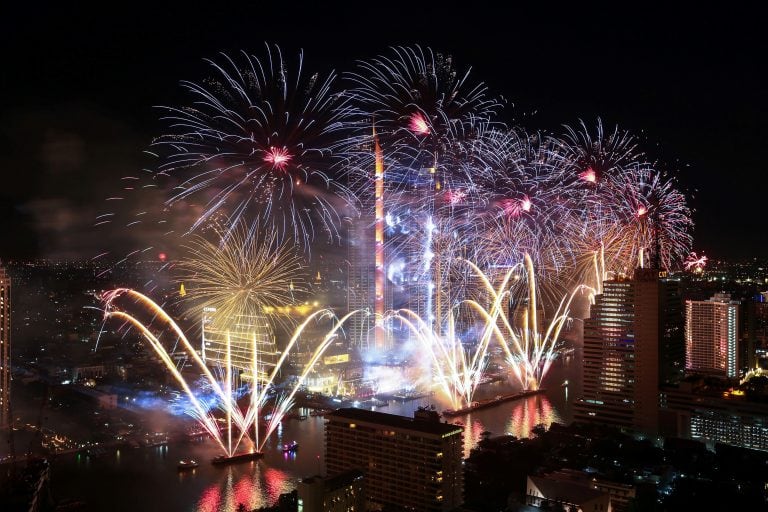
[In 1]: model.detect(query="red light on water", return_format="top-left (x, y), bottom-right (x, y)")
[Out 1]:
top-left (158, 252), bottom-right (167, 262)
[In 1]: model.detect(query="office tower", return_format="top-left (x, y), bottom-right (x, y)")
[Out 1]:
top-left (685, 293), bottom-right (740, 379)
top-left (0, 266), bottom-right (9, 428)
top-left (325, 408), bottom-right (463, 511)
top-left (575, 268), bottom-right (683, 434)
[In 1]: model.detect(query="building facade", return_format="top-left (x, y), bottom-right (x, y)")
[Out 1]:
top-left (575, 268), bottom-right (683, 434)
top-left (297, 470), bottom-right (365, 512)
top-left (685, 293), bottom-right (740, 379)
top-left (325, 408), bottom-right (463, 511)
top-left (660, 379), bottom-right (768, 452)
top-left (0, 266), bottom-right (9, 428)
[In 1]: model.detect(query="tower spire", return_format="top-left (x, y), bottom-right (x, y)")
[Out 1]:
top-left (373, 123), bottom-right (386, 350)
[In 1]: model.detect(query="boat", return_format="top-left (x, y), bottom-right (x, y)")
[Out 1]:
top-left (211, 451), bottom-right (264, 466)
top-left (282, 441), bottom-right (299, 453)
top-left (442, 389), bottom-right (547, 417)
top-left (177, 459), bottom-right (199, 471)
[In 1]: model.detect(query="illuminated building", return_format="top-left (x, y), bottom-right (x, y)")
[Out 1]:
top-left (575, 268), bottom-right (683, 434)
top-left (347, 129), bottom-right (392, 351)
top-left (394, 167), bottom-right (442, 338)
top-left (685, 293), bottom-right (740, 379)
top-left (297, 470), bottom-right (365, 512)
top-left (660, 378), bottom-right (768, 452)
top-left (373, 130), bottom-right (386, 350)
top-left (201, 307), bottom-right (277, 379)
top-left (0, 266), bottom-right (9, 428)
top-left (325, 408), bottom-right (463, 511)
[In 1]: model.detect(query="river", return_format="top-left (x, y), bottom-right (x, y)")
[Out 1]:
top-left (49, 352), bottom-right (580, 511)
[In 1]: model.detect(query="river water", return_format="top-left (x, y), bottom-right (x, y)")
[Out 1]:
top-left (49, 353), bottom-right (580, 511)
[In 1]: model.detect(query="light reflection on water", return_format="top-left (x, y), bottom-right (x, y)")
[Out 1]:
top-left (51, 356), bottom-right (579, 511)
top-left (195, 465), bottom-right (291, 512)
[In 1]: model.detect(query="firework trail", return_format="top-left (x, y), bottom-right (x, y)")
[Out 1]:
top-left (387, 256), bottom-right (589, 409)
top-left (345, 45), bottom-right (503, 213)
top-left (465, 255), bottom-right (592, 392)
top-left (552, 119), bottom-right (647, 257)
top-left (153, 44), bottom-right (359, 247)
top-left (101, 288), bottom-right (362, 456)
top-left (174, 226), bottom-right (306, 329)
top-left (475, 129), bottom-right (578, 304)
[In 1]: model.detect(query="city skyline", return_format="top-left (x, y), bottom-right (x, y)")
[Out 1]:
top-left (1, 5), bottom-right (766, 260)
top-left (3, 5), bottom-right (768, 512)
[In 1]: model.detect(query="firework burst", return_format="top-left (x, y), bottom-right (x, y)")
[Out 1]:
top-left (153, 44), bottom-right (358, 246)
top-left (174, 227), bottom-right (306, 329)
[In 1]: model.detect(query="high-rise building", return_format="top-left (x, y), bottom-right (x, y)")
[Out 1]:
top-left (575, 268), bottom-right (683, 434)
top-left (346, 212), bottom-right (376, 350)
top-left (685, 293), bottom-right (740, 379)
top-left (346, 130), bottom-right (392, 351)
top-left (0, 266), bottom-right (10, 428)
top-left (325, 407), bottom-right (463, 511)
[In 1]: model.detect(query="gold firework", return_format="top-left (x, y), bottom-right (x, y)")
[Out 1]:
top-left (175, 228), bottom-right (306, 329)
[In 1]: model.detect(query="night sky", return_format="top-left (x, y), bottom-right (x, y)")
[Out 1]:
top-left (1, 4), bottom-right (765, 260)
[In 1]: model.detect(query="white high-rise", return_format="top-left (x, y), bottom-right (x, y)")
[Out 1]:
top-left (685, 293), bottom-right (740, 379)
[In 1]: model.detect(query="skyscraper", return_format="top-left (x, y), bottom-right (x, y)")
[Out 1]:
top-left (346, 129), bottom-right (392, 351)
top-left (575, 268), bottom-right (683, 434)
top-left (325, 408), bottom-right (463, 511)
top-left (0, 266), bottom-right (10, 428)
top-left (685, 293), bottom-right (740, 379)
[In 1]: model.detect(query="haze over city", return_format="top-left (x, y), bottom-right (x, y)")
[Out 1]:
top-left (1, 4), bottom-right (767, 512)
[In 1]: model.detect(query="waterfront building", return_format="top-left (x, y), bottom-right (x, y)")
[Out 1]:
top-left (685, 293), bottom-right (740, 379)
top-left (575, 268), bottom-right (683, 434)
top-left (325, 407), bottom-right (463, 511)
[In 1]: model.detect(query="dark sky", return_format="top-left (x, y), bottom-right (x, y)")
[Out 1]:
top-left (1, 3), bottom-right (766, 260)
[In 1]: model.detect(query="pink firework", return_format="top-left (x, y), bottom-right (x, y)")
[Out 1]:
top-left (579, 167), bottom-right (597, 183)
top-left (684, 252), bottom-right (708, 272)
top-left (264, 147), bottom-right (292, 170)
top-left (409, 112), bottom-right (430, 135)
top-left (445, 189), bottom-right (467, 205)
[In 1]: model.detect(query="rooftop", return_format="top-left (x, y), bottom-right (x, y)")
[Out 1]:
top-left (301, 469), bottom-right (364, 491)
top-left (529, 475), bottom-right (607, 505)
top-left (327, 408), bottom-right (463, 437)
